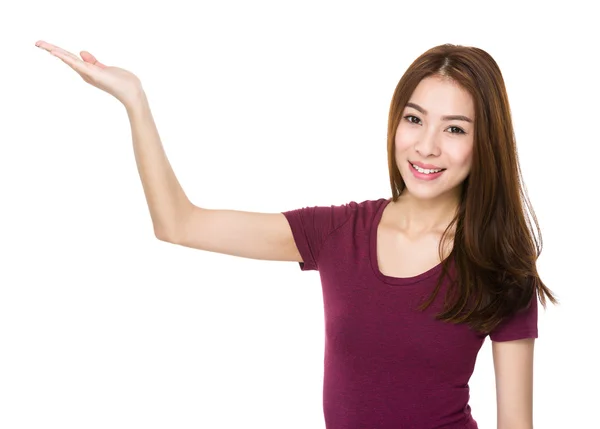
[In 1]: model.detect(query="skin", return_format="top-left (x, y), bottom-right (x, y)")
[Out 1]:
top-left (34, 40), bottom-right (144, 108)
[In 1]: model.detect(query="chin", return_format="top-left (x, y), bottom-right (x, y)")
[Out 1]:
top-left (400, 171), bottom-right (464, 201)
top-left (402, 185), bottom-right (448, 200)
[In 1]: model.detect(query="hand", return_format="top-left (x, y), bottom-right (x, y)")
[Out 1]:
top-left (35, 40), bottom-right (145, 108)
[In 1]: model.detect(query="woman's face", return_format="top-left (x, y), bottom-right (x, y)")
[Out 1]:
top-left (395, 75), bottom-right (475, 201)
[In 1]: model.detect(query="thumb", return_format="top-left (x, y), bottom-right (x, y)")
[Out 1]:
top-left (80, 51), bottom-right (107, 68)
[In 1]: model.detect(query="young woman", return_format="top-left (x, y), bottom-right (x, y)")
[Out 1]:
top-left (35, 40), bottom-right (557, 429)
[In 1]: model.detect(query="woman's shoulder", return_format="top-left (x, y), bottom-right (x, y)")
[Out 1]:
top-left (352, 196), bottom-right (391, 211)
top-left (333, 197), bottom-right (392, 230)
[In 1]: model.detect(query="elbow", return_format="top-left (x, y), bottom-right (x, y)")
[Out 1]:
top-left (154, 228), bottom-right (171, 243)
top-left (154, 224), bottom-right (180, 244)
top-left (153, 204), bottom-right (193, 244)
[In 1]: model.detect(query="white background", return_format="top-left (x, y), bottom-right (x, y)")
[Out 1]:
top-left (1, 1), bottom-right (598, 428)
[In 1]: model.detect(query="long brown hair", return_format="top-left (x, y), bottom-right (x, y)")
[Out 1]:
top-left (387, 44), bottom-right (558, 334)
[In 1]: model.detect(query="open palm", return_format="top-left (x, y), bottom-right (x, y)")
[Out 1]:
top-left (35, 40), bottom-right (144, 107)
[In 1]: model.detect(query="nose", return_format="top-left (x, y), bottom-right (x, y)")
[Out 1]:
top-left (414, 128), bottom-right (441, 157)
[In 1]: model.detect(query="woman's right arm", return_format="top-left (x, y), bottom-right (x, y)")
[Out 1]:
top-left (127, 95), bottom-right (302, 262)
top-left (36, 40), bottom-right (303, 263)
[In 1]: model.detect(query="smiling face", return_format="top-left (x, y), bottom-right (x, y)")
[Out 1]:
top-left (395, 75), bottom-right (475, 202)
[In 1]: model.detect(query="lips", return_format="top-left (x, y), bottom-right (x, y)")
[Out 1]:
top-left (410, 160), bottom-right (444, 170)
top-left (408, 161), bottom-right (446, 180)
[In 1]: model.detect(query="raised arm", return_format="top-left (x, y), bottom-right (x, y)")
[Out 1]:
top-left (35, 41), bottom-right (303, 263)
top-left (126, 94), bottom-right (301, 261)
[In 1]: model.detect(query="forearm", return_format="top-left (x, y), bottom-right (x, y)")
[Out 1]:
top-left (125, 92), bottom-right (192, 239)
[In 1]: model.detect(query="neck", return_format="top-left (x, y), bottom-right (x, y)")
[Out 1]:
top-left (393, 189), bottom-right (461, 235)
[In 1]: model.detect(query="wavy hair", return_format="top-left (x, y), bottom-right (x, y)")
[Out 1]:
top-left (387, 44), bottom-right (558, 334)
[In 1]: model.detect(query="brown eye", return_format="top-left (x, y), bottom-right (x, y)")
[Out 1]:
top-left (404, 115), bottom-right (421, 125)
top-left (448, 126), bottom-right (466, 134)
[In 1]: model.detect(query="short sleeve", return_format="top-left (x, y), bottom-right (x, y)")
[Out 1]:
top-left (282, 202), bottom-right (356, 271)
top-left (489, 290), bottom-right (539, 342)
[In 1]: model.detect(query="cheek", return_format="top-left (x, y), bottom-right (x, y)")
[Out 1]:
top-left (394, 124), bottom-right (415, 153)
top-left (395, 138), bottom-right (411, 154)
top-left (447, 145), bottom-right (473, 168)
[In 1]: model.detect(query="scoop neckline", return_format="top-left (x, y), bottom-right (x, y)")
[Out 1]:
top-left (369, 197), bottom-right (444, 286)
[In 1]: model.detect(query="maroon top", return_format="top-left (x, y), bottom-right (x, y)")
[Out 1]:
top-left (282, 197), bottom-right (538, 429)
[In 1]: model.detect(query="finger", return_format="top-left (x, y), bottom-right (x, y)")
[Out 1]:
top-left (80, 51), bottom-right (107, 69)
top-left (35, 41), bottom-right (100, 76)
top-left (35, 40), bottom-right (80, 61)
top-left (49, 49), bottom-right (94, 76)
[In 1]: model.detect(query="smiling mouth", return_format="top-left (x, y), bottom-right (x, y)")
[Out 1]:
top-left (409, 162), bottom-right (446, 174)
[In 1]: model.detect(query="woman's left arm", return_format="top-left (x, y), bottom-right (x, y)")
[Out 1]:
top-left (492, 338), bottom-right (535, 429)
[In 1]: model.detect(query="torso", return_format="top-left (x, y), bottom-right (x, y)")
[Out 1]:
top-left (284, 198), bottom-right (486, 428)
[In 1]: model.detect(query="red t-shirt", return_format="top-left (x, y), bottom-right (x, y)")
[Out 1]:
top-left (282, 197), bottom-right (538, 429)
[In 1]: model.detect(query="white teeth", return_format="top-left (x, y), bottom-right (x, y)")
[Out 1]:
top-left (411, 163), bottom-right (443, 174)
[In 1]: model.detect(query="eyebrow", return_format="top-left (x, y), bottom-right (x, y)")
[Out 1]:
top-left (405, 102), bottom-right (474, 123)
